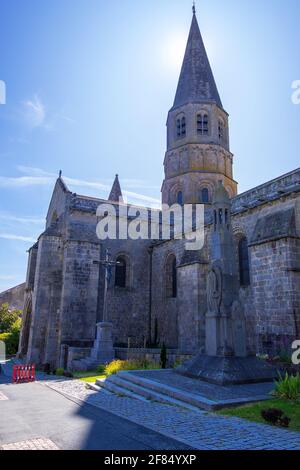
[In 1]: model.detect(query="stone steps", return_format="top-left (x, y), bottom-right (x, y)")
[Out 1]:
top-left (98, 376), bottom-right (150, 401)
top-left (118, 372), bottom-right (218, 410)
top-left (96, 373), bottom-right (207, 412)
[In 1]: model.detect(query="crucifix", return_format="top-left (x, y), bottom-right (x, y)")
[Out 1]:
top-left (90, 249), bottom-right (119, 363)
top-left (97, 249), bottom-right (119, 323)
top-left (94, 249), bottom-right (121, 322)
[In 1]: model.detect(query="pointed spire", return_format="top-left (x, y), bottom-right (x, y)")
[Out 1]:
top-left (173, 10), bottom-right (223, 109)
top-left (108, 174), bottom-right (123, 203)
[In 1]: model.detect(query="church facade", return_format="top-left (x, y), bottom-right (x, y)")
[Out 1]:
top-left (18, 11), bottom-right (300, 370)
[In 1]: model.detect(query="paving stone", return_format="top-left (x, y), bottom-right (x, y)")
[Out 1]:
top-left (44, 379), bottom-right (300, 451)
top-left (1, 438), bottom-right (59, 450)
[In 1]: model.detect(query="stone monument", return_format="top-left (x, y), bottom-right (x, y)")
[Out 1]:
top-left (177, 182), bottom-right (277, 385)
top-left (89, 250), bottom-right (115, 364)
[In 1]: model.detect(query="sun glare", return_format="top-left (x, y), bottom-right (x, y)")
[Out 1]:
top-left (162, 33), bottom-right (187, 70)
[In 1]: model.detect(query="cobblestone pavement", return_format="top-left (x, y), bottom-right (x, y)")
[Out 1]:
top-left (1, 438), bottom-right (59, 450)
top-left (44, 379), bottom-right (300, 450)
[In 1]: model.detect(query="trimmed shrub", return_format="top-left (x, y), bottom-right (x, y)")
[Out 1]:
top-left (55, 368), bottom-right (65, 376)
top-left (105, 359), bottom-right (160, 376)
top-left (105, 360), bottom-right (125, 376)
top-left (261, 408), bottom-right (291, 428)
top-left (96, 364), bottom-right (106, 374)
top-left (273, 372), bottom-right (300, 401)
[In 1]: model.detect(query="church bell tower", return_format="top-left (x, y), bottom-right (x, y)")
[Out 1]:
top-left (162, 7), bottom-right (238, 205)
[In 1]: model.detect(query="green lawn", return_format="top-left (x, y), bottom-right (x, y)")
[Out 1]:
top-left (78, 374), bottom-right (106, 383)
top-left (72, 370), bottom-right (106, 383)
top-left (218, 399), bottom-right (300, 433)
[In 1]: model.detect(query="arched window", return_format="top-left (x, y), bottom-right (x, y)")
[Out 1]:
top-left (176, 119), bottom-right (181, 137)
top-left (181, 117), bottom-right (186, 136)
top-left (238, 237), bottom-right (250, 287)
top-left (176, 115), bottom-right (186, 138)
top-left (197, 113), bottom-right (209, 135)
top-left (218, 119), bottom-right (224, 141)
top-left (200, 188), bottom-right (209, 203)
top-left (115, 256), bottom-right (127, 288)
top-left (166, 254), bottom-right (177, 298)
top-left (177, 191), bottom-right (183, 205)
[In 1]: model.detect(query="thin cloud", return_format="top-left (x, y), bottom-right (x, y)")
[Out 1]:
top-left (0, 233), bottom-right (36, 243)
top-left (22, 94), bottom-right (46, 130)
top-left (64, 176), bottom-right (161, 205)
top-left (0, 175), bottom-right (53, 188)
top-left (0, 166), bottom-right (161, 205)
top-left (17, 165), bottom-right (54, 176)
top-left (0, 275), bottom-right (18, 281)
top-left (20, 95), bottom-right (75, 132)
top-left (0, 212), bottom-right (44, 225)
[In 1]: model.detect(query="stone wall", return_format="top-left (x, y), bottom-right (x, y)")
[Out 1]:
top-left (115, 347), bottom-right (193, 367)
top-left (231, 186), bottom-right (300, 355)
top-left (0, 283), bottom-right (26, 311)
top-left (26, 235), bottom-right (64, 368)
top-left (59, 239), bottom-right (100, 348)
top-left (151, 238), bottom-right (186, 348)
top-left (104, 238), bottom-right (152, 347)
top-left (250, 238), bottom-right (300, 355)
top-left (177, 261), bottom-right (208, 353)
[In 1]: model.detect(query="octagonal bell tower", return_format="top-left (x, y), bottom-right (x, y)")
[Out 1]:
top-left (162, 7), bottom-right (238, 205)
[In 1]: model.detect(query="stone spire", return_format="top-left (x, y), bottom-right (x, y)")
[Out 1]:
top-left (108, 174), bottom-right (123, 202)
top-left (173, 9), bottom-right (222, 110)
top-left (162, 8), bottom-right (237, 206)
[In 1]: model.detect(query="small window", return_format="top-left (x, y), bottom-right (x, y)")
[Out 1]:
top-left (166, 254), bottom-right (177, 298)
top-left (177, 191), bottom-right (183, 205)
top-left (181, 117), bottom-right (186, 136)
top-left (197, 113), bottom-right (209, 135)
top-left (219, 209), bottom-right (223, 224)
top-left (176, 115), bottom-right (186, 139)
top-left (239, 237), bottom-right (250, 287)
top-left (200, 188), bottom-right (209, 203)
top-left (176, 119), bottom-right (181, 137)
top-left (115, 256), bottom-right (127, 288)
top-left (218, 119), bottom-right (224, 141)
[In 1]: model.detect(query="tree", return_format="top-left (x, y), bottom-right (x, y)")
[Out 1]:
top-left (0, 303), bottom-right (21, 334)
top-left (0, 318), bottom-right (22, 355)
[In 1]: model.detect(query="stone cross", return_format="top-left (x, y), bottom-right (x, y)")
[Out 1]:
top-left (95, 249), bottom-right (119, 323)
top-left (90, 249), bottom-right (119, 364)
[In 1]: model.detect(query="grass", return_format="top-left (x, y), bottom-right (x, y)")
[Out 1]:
top-left (72, 370), bottom-right (106, 383)
top-left (72, 359), bottom-right (160, 384)
top-left (79, 375), bottom-right (106, 383)
top-left (218, 399), bottom-right (300, 433)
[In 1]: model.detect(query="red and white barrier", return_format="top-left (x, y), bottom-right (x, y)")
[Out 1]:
top-left (12, 365), bottom-right (35, 383)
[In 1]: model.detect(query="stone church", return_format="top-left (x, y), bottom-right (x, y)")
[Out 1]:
top-left (18, 10), bottom-right (300, 370)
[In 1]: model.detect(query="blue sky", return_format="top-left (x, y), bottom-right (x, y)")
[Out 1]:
top-left (0, 0), bottom-right (299, 292)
